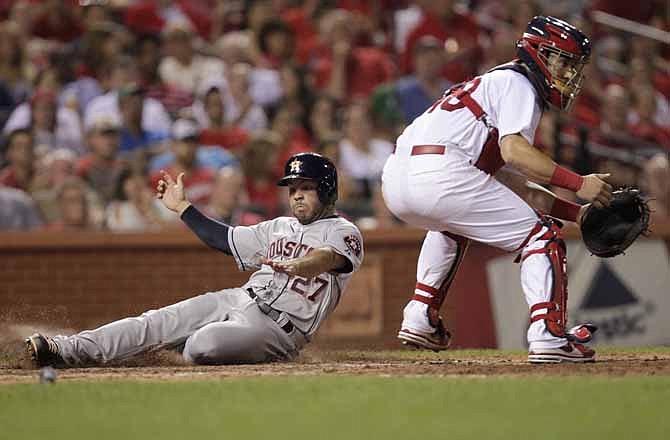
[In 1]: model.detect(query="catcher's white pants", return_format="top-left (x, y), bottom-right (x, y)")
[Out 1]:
top-left (382, 148), bottom-right (566, 349)
top-left (54, 289), bottom-right (307, 366)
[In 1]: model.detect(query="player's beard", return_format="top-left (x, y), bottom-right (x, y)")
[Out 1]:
top-left (294, 202), bottom-right (335, 225)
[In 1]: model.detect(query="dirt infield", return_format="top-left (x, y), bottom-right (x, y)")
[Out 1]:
top-left (2, 338), bottom-right (670, 384)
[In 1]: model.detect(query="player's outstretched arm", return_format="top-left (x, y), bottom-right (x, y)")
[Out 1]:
top-left (500, 134), bottom-right (613, 208)
top-left (261, 248), bottom-right (350, 279)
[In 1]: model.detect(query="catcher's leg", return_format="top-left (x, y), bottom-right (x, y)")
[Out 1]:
top-left (521, 218), bottom-right (595, 363)
top-left (398, 230), bottom-right (470, 351)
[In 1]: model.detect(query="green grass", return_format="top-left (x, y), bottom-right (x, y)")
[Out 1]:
top-left (2, 376), bottom-right (669, 440)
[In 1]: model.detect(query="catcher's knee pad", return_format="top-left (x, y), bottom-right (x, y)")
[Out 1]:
top-left (523, 219), bottom-right (568, 338)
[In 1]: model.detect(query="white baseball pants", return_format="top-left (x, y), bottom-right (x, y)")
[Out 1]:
top-left (382, 148), bottom-right (567, 349)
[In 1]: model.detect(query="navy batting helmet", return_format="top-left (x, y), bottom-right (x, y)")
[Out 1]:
top-left (277, 152), bottom-right (338, 205)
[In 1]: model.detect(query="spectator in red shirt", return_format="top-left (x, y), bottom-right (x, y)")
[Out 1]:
top-left (240, 135), bottom-right (282, 218)
top-left (280, 0), bottom-right (320, 65)
top-left (124, 0), bottom-right (212, 41)
top-left (401, 0), bottom-right (482, 83)
top-left (149, 119), bottom-right (217, 208)
top-left (194, 84), bottom-right (250, 152)
top-left (31, 0), bottom-right (83, 43)
top-left (204, 166), bottom-right (264, 226)
top-left (0, 128), bottom-right (34, 191)
top-left (310, 9), bottom-right (395, 101)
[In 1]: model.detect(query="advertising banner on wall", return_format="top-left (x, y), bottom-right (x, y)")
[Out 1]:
top-left (487, 240), bottom-right (670, 349)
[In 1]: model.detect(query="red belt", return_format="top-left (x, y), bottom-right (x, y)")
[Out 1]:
top-left (410, 145), bottom-right (446, 155)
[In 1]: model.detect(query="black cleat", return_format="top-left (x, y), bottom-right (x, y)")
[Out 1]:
top-left (25, 333), bottom-right (64, 367)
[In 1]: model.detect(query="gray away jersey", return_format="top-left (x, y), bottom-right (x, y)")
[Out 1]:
top-left (228, 215), bottom-right (364, 336)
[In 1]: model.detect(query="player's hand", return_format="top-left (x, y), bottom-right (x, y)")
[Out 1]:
top-left (156, 170), bottom-right (190, 214)
top-left (576, 173), bottom-right (613, 209)
top-left (261, 257), bottom-right (301, 276)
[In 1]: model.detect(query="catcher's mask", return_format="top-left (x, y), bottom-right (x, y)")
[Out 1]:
top-left (277, 152), bottom-right (338, 206)
top-left (516, 16), bottom-right (591, 111)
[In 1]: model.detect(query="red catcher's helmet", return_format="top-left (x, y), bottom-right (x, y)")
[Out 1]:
top-left (516, 16), bottom-right (591, 111)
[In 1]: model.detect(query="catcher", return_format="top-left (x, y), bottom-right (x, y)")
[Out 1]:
top-left (382, 15), bottom-right (650, 363)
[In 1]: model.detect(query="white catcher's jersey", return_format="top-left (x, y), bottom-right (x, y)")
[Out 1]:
top-left (395, 69), bottom-right (543, 161)
top-left (228, 215), bottom-right (364, 336)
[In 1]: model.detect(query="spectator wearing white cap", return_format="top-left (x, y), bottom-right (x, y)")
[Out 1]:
top-left (149, 118), bottom-right (229, 207)
top-left (149, 117), bottom-right (238, 174)
top-left (30, 147), bottom-right (78, 224)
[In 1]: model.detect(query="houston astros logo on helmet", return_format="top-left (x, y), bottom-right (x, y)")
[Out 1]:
top-left (290, 159), bottom-right (302, 173)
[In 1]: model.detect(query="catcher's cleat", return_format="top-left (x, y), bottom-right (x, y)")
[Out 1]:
top-left (527, 342), bottom-right (595, 364)
top-left (398, 323), bottom-right (452, 352)
top-left (25, 333), bottom-right (64, 368)
top-left (398, 302), bottom-right (452, 351)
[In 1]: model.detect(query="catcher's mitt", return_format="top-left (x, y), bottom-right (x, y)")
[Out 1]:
top-left (580, 187), bottom-right (651, 258)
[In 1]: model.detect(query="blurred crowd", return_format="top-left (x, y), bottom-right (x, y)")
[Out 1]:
top-left (0, 0), bottom-right (669, 232)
